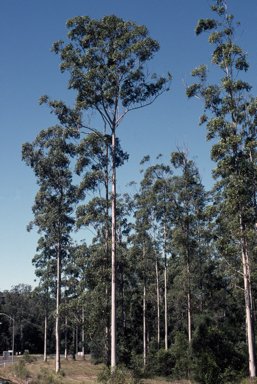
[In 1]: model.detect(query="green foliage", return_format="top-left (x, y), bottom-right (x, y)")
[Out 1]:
top-left (170, 332), bottom-right (191, 379)
top-left (97, 364), bottom-right (142, 384)
top-left (23, 350), bottom-right (37, 363)
top-left (29, 365), bottom-right (65, 384)
top-left (153, 348), bottom-right (175, 377)
top-left (191, 315), bottom-right (247, 384)
top-left (1, 284), bottom-right (47, 354)
top-left (129, 351), bottom-right (144, 375)
top-left (187, 2), bottom-right (257, 378)
top-left (12, 358), bottom-right (30, 380)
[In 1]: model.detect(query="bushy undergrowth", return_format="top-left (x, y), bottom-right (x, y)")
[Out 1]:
top-left (127, 315), bottom-right (248, 384)
top-left (23, 350), bottom-right (37, 363)
top-left (97, 365), bottom-right (142, 384)
top-left (12, 358), bottom-right (30, 380)
top-left (29, 366), bottom-right (65, 384)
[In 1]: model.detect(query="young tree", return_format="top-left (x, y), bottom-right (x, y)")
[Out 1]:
top-left (139, 156), bottom-right (173, 350)
top-left (32, 235), bottom-right (56, 361)
top-left (22, 126), bottom-right (79, 372)
top-left (170, 148), bottom-right (206, 342)
top-left (41, 14), bottom-right (171, 370)
top-left (186, 0), bottom-right (257, 377)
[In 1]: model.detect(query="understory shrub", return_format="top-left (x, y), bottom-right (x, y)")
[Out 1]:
top-left (23, 350), bottom-right (37, 363)
top-left (97, 364), bottom-right (142, 384)
top-left (191, 314), bottom-right (247, 384)
top-left (12, 358), bottom-right (30, 380)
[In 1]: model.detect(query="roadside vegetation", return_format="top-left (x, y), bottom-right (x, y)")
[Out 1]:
top-left (1, 356), bottom-right (257, 384)
top-left (0, 356), bottom-right (194, 384)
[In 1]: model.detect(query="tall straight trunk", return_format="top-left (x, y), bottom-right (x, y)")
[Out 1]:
top-left (155, 250), bottom-right (160, 350)
top-left (76, 324), bottom-right (78, 355)
top-left (143, 243), bottom-right (146, 367)
top-left (151, 211), bottom-right (160, 350)
top-left (240, 211), bottom-right (256, 378)
top-left (235, 140), bottom-right (256, 377)
top-left (242, 238), bottom-right (255, 377)
top-left (105, 286), bottom-right (110, 366)
top-left (164, 216), bottom-right (168, 350)
top-left (197, 219), bottom-right (203, 313)
top-left (104, 124), bottom-right (110, 367)
top-left (65, 315), bottom-right (67, 359)
top-left (56, 238), bottom-right (61, 373)
top-left (44, 289), bottom-right (48, 362)
top-left (72, 328), bottom-right (76, 360)
top-left (82, 307), bottom-right (84, 357)
top-left (246, 242), bottom-right (256, 361)
top-left (111, 126), bottom-right (116, 370)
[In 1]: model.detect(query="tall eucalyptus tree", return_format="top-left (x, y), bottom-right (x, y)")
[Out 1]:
top-left (40, 14), bottom-right (171, 370)
top-left (22, 126), bottom-right (79, 372)
top-left (75, 134), bottom-right (128, 366)
top-left (186, 0), bottom-right (257, 377)
top-left (32, 235), bottom-right (57, 362)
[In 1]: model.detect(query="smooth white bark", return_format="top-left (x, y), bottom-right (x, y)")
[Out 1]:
top-left (44, 307), bottom-right (47, 362)
top-left (111, 128), bottom-right (116, 370)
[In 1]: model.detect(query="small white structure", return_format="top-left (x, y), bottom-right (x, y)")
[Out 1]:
top-left (3, 351), bottom-right (9, 360)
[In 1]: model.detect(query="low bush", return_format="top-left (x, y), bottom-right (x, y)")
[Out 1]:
top-left (97, 364), bottom-right (142, 384)
top-left (23, 350), bottom-right (37, 363)
top-left (12, 358), bottom-right (30, 380)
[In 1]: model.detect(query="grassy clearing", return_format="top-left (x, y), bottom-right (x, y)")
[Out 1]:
top-left (0, 356), bottom-right (194, 384)
top-left (0, 356), bottom-right (103, 384)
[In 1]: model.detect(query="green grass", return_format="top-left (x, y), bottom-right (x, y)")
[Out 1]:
top-left (0, 356), bottom-right (104, 384)
top-left (0, 356), bottom-right (254, 384)
top-left (0, 356), bottom-right (194, 384)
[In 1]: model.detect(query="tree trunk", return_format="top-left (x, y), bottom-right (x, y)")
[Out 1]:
top-left (155, 250), bottom-right (160, 351)
top-left (65, 315), bottom-right (67, 359)
top-left (44, 291), bottom-right (48, 362)
top-left (104, 125), bottom-right (110, 367)
top-left (105, 286), bottom-right (110, 366)
top-left (236, 142), bottom-right (256, 378)
top-left (246, 242), bottom-right (256, 362)
top-left (72, 328), bottom-right (76, 360)
top-left (111, 126), bottom-right (117, 370)
top-left (151, 210), bottom-right (160, 351)
top-left (240, 211), bottom-right (256, 378)
top-left (76, 324), bottom-right (78, 355)
top-left (82, 307), bottom-right (85, 357)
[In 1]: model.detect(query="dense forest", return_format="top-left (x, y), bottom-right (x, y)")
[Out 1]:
top-left (1, 1), bottom-right (257, 383)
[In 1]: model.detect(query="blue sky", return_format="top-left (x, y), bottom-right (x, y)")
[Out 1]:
top-left (1, 0), bottom-right (257, 291)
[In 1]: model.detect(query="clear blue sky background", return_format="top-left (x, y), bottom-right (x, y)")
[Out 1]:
top-left (1, 0), bottom-right (257, 291)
